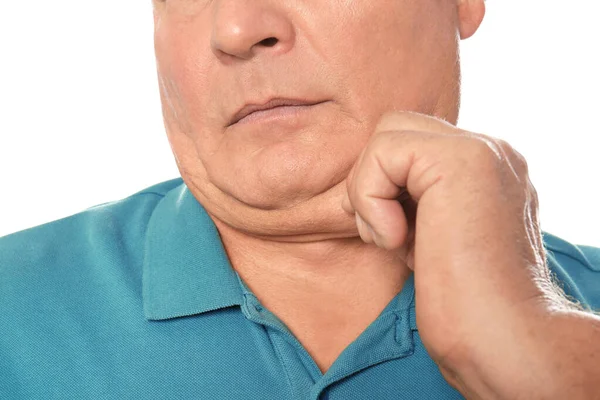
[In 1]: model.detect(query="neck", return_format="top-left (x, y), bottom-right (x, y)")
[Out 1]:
top-left (211, 216), bottom-right (411, 373)
top-left (212, 216), bottom-right (411, 319)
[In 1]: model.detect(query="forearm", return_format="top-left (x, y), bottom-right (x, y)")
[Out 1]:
top-left (450, 307), bottom-right (600, 400)
top-left (531, 309), bottom-right (600, 399)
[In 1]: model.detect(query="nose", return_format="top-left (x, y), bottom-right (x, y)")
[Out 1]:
top-left (210, 1), bottom-right (295, 60)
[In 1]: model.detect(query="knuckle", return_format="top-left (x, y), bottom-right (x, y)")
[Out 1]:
top-left (497, 138), bottom-right (530, 177)
top-left (469, 136), bottom-right (501, 165)
top-left (496, 138), bottom-right (511, 150)
top-left (527, 178), bottom-right (539, 201)
top-left (512, 147), bottom-right (530, 175)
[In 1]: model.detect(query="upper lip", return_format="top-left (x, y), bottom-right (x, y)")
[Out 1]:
top-left (228, 98), bottom-right (326, 126)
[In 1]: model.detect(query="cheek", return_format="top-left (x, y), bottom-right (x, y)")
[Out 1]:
top-left (330, 1), bottom-right (458, 116)
top-left (155, 19), bottom-right (216, 125)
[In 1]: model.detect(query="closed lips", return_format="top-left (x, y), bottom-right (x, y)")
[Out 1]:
top-left (229, 98), bottom-right (327, 126)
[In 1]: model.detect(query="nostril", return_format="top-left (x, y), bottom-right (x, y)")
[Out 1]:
top-left (259, 37), bottom-right (278, 47)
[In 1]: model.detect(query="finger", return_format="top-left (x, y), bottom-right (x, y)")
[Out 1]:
top-left (344, 111), bottom-right (461, 214)
top-left (345, 111), bottom-right (467, 247)
top-left (342, 141), bottom-right (370, 214)
top-left (350, 130), bottom-right (460, 249)
top-left (349, 131), bottom-right (414, 249)
top-left (356, 212), bottom-right (376, 245)
top-left (375, 111), bottom-right (463, 136)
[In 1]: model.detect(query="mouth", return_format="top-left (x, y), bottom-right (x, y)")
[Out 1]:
top-left (228, 98), bottom-right (329, 127)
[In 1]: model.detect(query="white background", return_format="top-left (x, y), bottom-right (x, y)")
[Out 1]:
top-left (0, 1), bottom-right (598, 245)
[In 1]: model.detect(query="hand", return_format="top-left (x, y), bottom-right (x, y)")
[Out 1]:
top-left (341, 111), bottom-right (567, 399)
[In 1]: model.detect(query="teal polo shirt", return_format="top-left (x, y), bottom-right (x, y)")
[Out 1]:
top-left (1, 178), bottom-right (599, 399)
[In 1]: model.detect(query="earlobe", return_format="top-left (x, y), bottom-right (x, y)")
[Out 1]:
top-left (457, 0), bottom-right (486, 40)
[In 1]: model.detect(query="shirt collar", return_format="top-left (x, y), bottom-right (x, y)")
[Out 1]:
top-left (142, 181), bottom-right (417, 324)
top-left (142, 182), bottom-right (244, 320)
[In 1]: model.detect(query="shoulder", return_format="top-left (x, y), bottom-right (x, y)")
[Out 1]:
top-left (0, 178), bottom-right (188, 393)
top-left (0, 177), bottom-right (184, 297)
top-left (543, 231), bottom-right (600, 311)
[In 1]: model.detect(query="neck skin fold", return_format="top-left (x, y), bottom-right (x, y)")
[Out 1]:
top-left (212, 216), bottom-right (412, 323)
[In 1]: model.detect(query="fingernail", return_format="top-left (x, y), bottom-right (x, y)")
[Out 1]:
top-left (355, 213), bottom-right (364, 232)
top-left (367, 225), bottom-right (384, 248)
top-left (355, 213), bottom-right (370, 242)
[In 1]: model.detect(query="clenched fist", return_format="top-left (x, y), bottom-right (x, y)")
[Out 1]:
top-left (341, 111), bottom-right (600, 399)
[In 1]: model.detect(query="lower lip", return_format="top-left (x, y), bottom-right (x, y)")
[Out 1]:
top-left (233, 102), bottom-right (327, 126)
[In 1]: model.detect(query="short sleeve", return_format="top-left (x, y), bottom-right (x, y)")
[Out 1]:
top-left (543, 232), bottom-right (600, 312)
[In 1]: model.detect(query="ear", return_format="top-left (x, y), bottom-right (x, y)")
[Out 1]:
top-left (457, 0), bottom-right (486, 40)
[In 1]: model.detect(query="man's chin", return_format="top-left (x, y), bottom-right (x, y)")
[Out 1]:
top-left (206, 166), bottom-right (345, 211)
top-left (194, 176), bottom-right (356, 238)
top-left (210, 206), bottom-right (359, 243)
top-left (220, 180), bottom-right (330, 211)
